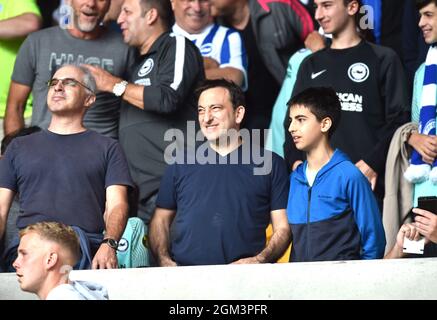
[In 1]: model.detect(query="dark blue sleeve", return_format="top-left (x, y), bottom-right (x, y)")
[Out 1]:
top-left (270, 153), bottom-right (290, 211)
top-left (156, 164), bottom-right (177, 210)
top-left (0, 141), bottom-right (19, 192)
top-left (105, 141), bottom-right (134, 188)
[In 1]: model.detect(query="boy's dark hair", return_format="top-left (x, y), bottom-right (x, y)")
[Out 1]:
top-left (416, 0), bottom-right (437, 10)
top-left (343, 0), bottom-right (362, 6)
top-left (287, 87), bottom-right (341, 138)
top-left (195, 79), bottom-right (246, 111)
top-left (1, 126), bottom-right (41, 155)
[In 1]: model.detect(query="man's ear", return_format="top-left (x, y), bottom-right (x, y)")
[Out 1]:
top-left (347, 0), bottom-right (360, 16)
top-left (146, 8), bottom-right (159, 25)
top-left (84, 94), bottom-right (96, 108)
top-left (235, 106), bottom-right (245, 125)
top-left (45, 252), bottom-right (59, 270)
top-left (320, 117), bottom-right (332, 134)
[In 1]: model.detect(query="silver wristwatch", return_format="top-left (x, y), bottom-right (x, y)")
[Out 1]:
top-left (112, 80), bottom-right (128, 97)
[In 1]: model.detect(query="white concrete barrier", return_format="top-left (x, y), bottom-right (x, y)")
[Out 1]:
top-left (1, 258), bottom-right (437, 300)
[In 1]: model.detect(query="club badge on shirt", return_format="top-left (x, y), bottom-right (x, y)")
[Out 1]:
top-left (200, 43), bottom-right (213, 56)
top-left (138, 58), bottom-right (154, 77)
top-left (348, 62), bottom-right (370, 83)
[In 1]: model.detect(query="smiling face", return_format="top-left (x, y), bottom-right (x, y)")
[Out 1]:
top-left (314, 0), bottom-right (357, 36)
top-left (117, 0), bottom-right (149, 47)
top-left (419, 2), bottom-right (437, 44)
top-left (47, 66), bottom-right (95, 116)
top-left (70, 0), bottom-right (110, 32)
top-left (13, 232), bottom-right (50, 295)
top-left (172, 0), bottom-right (212, 34)
top-left (198, 86), bottom-right (244, 143)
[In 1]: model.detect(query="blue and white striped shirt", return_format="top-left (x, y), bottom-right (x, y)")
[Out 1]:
top-left (173, 23), bottom-right (248, 90)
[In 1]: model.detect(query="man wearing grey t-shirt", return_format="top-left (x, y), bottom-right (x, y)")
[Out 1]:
top-left (4, 0), bottom-right (137, 139)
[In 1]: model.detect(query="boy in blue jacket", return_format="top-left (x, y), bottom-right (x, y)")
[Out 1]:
top-left (286, 87), bottom-right (386, 261)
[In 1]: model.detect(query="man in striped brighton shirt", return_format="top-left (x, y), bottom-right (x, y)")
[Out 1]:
top-left (171, 0), bottom-right (247, 90)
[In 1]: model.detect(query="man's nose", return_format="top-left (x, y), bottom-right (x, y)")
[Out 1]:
top-left (288, 121), bottom-right (295, 133)
top-left (191, 0), bottom-right (202, 12)
top-left (203, 108), bottom-right (213, 122)
top-left (418, 15), bottom-right (426, 29)
top-left (54, 81), bottom-right (64, 91)
top-left (84, 0), bottom-right (97, 9)
top-left (12, 257), bottom-right (19, 270)
top-left (315, 7), bottom-right (323, 22)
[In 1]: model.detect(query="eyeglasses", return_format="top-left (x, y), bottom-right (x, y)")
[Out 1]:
top-left (47, 78), bottom-right (94, 93)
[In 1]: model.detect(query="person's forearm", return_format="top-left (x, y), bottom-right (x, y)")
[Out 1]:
top-left (122, 84), bottom-right (146, 110)
top-left (4, 106), bottom-right (25, 136)
top-left (0, 191), bottom-right (15, 241)
top-left (256, 226), bottom-right (291, 263)
top-left (149, 215), bottom-right (174, 265)
top-left (205, 67), bottom-right (244, 87)
top-left (384, 243), bottom-right (405, 259)
top-left (0, 13), bottom-right (41, 39)
top-left (0, 214), bottom-right (6, 241)
top-left (4, 82), bottom-right (31, 136)
top-left (104, 203), bottom-right (128, 241)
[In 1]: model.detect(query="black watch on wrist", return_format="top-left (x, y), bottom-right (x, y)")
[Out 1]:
top-left (101, 238), bottom-right (118, 250)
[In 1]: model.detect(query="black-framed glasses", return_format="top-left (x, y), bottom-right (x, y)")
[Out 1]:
top-left (47, 78), bottom-right (93, 93)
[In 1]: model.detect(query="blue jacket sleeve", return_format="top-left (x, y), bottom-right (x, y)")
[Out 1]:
top-left (347, 169), bottom-right (386, 259)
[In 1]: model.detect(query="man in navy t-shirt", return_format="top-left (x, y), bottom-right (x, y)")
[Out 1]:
top-left (149, 79), bottom-right (291, 266)
top-left (0, 65), bottom-right (133, 271)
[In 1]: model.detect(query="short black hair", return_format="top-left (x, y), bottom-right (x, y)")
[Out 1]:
top-left (344, 0), bottom-right (362, 6)
top-left (140, 0), bottom-right (174, 29)
top-left (195, 79), bottom-right (246, 110)
top-left (416, 0), bottom-right (437, 10)
top-left (287, 87), bottom-right (341, 138)
top-left (342, 0), bottom-right (376, 41)
top-left (1, 126), bottom-right (41, 155)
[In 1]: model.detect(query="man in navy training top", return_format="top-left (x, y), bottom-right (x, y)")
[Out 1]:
top-left (149, 79), bottom-right (291, 266)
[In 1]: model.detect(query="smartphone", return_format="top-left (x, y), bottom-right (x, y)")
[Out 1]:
top-left (417, 196), bottom-right (437, 215)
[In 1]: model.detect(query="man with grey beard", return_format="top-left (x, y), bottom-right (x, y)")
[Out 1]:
top-left (4, 0), bottom-right (137, 139)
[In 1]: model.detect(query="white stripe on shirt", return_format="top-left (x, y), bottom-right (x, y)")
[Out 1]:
top-left (170, 34), bottom-right (186, 91)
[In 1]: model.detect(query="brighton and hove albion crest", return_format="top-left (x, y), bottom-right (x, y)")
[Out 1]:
top-left (138, 58), bottom-right (154, 77)
top-left (200, 43), bottom-right (213, 56)
top-left (348, 62), bottom-right (369, 83)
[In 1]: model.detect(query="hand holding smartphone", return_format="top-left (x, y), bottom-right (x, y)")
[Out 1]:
top-left (403, 196), bottom-right (437, 254)
top-left (417, 196), bottom-right (437, 215)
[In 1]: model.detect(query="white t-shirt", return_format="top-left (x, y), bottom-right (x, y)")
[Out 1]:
top-left (46, 281), bottom-right (108, 300)
top-left (305, 166), bottom-right (318, 187)
top-left (46, 284), bottom-right (87, 300)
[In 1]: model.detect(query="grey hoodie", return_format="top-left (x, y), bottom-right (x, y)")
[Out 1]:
top-left (46, 281), bottom-right (109, 300)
